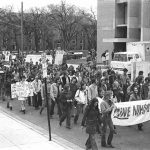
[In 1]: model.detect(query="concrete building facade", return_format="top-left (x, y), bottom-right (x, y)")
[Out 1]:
top-left (97, 0), bottom-right (150, 63)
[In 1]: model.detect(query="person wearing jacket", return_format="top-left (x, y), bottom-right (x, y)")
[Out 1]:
top-left (32, 76), bottom-right (42, 109)
top-left (81, 98), bottom-right (101, 150)
top-left (88, 78), bottom-right (98, 103)
top-left (74, 82), bottom-right (87, 124)
top-left (69, 77), bottom-right (78, 117)
top-left (100, 91), bottom-right (115, 148)
top-left (50, 77), bottom-right (62, 118)
top-left (59, 84), bottom-right (72, 129)
top-left (40, 78), bottom-right (51, 114)
top-left (17, 76), bottom-right (30, 114)
top-left (129, 86), bottom-right (143, 130)
top-left (142, 77), bottom-right (150, 100)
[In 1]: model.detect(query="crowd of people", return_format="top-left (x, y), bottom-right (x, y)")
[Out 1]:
top-left (0, 55), bottom-right (150, 150)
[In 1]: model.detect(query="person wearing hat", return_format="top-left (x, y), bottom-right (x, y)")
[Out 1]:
top-left (100, 91), bottom-right (115, 148)
top-left (120, 68), bottom-right (129, 102)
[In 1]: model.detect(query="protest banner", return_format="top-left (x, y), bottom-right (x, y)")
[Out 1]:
top-left (25, 54), bottom-right (52, 65)
top-left (15, 82), bottom-right (30, 98)
top-left (11, 83), bottom-right (17, 98)
top-left (111, 100), bottom-right (150, 126)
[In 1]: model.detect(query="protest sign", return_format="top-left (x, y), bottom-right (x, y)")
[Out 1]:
top-left (2, 51), bottom-right (10, 61)
top-left (111, 100), bottom-right (150, 126)
top-left (54, 50), bottom-right (65, 65)
top-left (41, 53), bottom-right (47, 78)
top-left (25, 54), bottom-right (52, 65)
top-left (15, 82), bottom-right (30, 98)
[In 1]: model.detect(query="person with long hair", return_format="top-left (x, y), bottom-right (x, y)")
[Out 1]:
top-left (129, 86), bottom-right (143, 131)
top-left (74, 82), bottom-right (88, 124)
top-left (81, 98), bottom-right (101, 150)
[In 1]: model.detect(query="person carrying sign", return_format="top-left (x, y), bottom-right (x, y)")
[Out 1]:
top-left (17, 76), bottom-right (29, 114)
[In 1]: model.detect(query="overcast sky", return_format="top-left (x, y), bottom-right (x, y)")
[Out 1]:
top-left (0, 0), bottom-right (97, 13)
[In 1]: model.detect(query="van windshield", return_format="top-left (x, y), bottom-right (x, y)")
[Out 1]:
top-left (113, 54), bottom-right (127, 62)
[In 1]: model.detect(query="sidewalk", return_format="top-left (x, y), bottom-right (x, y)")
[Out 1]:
top-left (0, 110), bottom-right (82, 150)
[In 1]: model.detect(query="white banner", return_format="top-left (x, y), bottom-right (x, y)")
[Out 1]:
top-left (111, 100), bottom-right (150, 126)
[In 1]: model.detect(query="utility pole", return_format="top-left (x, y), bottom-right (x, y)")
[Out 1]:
top-left (21, 2), bottom-right (24, 58)
top-left (19, 1), bottom-right (24, 78)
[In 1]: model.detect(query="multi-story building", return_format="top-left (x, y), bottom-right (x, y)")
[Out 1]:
top-left (97, 0), bottom-right (150, 63)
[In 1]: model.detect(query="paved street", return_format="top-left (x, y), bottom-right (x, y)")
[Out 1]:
top-left (0, 110), bottom-right (79, 150)
top-left (1, 99), bottom-right (150, 150)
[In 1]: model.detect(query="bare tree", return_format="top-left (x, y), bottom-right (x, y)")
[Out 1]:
top-left (47, 1), bottom-right (83, 50)
top-left (80, 9), bottom-right (97, 51)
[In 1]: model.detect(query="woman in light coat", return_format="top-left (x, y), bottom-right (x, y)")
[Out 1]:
top-left (74, 82), bottom-right (88, 124)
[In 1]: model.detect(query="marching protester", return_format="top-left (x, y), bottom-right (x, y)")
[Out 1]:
top-left (17, 75), bottom-right (29, 114)
top-left (129, 86), bottom-right (143, 131)
top-left (81, 98), bottom-right (101, 150)
top-left (100, 91), bottom-right (115, 148)
top-left (59, 84), bottom-right (72, 129)
top-left (33, 76), bottom-right (42, 110)
top-left (120, 68), bottom-right (129, 102)
top-left (88, 78), bottom-right (98, 103)
top-left (142, 77), bottom-right (150, 100)
top-left (40, 78), bottom-right (51, 115)
top-left (74, 82), bottom-right (88, 124)
top-left (50, 77), bottom-right (62, 118)
top-left (5, 75), bottom-right (12, 110)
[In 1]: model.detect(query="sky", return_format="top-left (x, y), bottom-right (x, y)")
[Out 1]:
top-left (0, 0), bottom-right (97, 13)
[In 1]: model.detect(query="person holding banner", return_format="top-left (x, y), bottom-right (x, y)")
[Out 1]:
top-left (129, 86), bottom-right (143, 131)
top-left (100, 91), bottom-right (115, 148)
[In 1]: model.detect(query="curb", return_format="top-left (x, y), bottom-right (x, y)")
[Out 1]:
top-left (0, 106), bottom-right (84, 150)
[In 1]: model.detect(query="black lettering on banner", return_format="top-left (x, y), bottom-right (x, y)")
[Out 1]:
top-left (113, 107), bottom-right (130, 119)
top-left (133, 103), bottom-right (150, 116)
